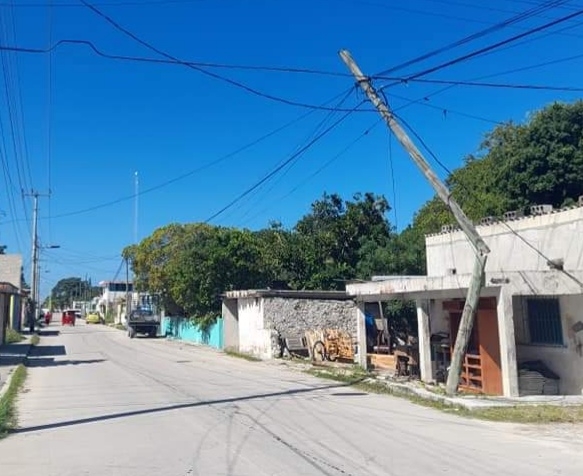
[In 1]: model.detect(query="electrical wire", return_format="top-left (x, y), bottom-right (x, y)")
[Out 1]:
top-left (374, 0), bottom-right (572, 77)
top-left (376, 76), bottom-right (583, 93)
top-left (0, 40), bottom-right (362, 113)
top-left (237, 119), bottom-right (383, 228)
top-left (0, 90), bottom-right (352, 224)
top-left (47, 0), bottom-right (54, 243)
top-left (81, 1), bottom-right (364, 113)
top-left (205, 103), bottom-right (363, 223)
top-left (4, 40), bottom-right (583, 96)
top-left (387, 132), bottom-right (398, 230)
top-left (393, 111), bottom-right (583, 288)
top-left (384, 6), bottom-right (583, 86)
top-left (231, 88), bottom-right (356, 224)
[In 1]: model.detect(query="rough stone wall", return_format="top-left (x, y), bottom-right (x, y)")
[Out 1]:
top-left (263, 297), bottom-right (356, 356)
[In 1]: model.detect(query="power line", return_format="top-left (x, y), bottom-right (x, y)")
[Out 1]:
top-left (390, 6), bottom-right (583, 84)
top-left (374, 0), bottom-right (572, 77)
top-left (205, 103), bottom-right (362, 224)
top-left (377, 76), bottom-right (583, 93)
top-left (0, 39), bottom-right (362, 113)
top-left (231, 89), bottom-right (356, 224)
top-left (2, 0), bottom-right (201, 6)
top-left (81, 1), bottom-right (364, 113)
top-left (394, 111), bottom-right (583, 288)
top-left (387, 132), bottom-right (398, 230)
top-left (3, 90), bottom-right (354, 224)
top-left (47, 0), bottom-right (54, 243)
top-left (3, 39), bottom-right (583, 97)
top-left (238, 119), bottom-right (383, 227)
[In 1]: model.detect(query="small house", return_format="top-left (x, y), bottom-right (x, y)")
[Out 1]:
top-left (347, 203), bottom-right (583, 397)
top-left (222, 289), bottom-right (357, 360)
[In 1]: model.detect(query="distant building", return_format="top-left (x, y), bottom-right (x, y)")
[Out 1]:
top-left (0, 254), bottom-right (26, 332)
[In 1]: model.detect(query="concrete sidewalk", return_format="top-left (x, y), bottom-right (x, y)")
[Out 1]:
top-left (0, 337), bottom-right (33, 398)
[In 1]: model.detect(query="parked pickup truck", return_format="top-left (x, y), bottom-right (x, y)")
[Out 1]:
top-left (127, 308), bottom-right (159, 338)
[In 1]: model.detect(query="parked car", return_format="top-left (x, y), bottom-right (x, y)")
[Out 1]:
top-left (127, 308), bottom-right (160, 338)
top-left (86, 312), bottom-right (102, 324)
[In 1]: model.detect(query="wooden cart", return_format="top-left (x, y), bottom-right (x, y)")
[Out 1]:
top-left (306, 329), bottom-right (355, 362)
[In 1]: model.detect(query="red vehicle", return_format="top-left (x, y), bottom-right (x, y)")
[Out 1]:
top-left (44, 312), bottom-right (52, 325)
top-left (61, 310), bottom-right (76, 326)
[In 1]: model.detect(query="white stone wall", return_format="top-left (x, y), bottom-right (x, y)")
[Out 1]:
top-left (426, 207), bottom-right (583, 277)
top-left (263, 297), bottom-right (356, 358)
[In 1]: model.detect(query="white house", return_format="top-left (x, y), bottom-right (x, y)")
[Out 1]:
top-left (0, 254), bottom-right (25, 332)
top-left (347, 203), bottom-right (583, 397)
top-left (97, 280), bottom-right (133, 322)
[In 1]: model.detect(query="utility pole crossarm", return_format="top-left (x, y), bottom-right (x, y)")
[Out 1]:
top-left (339, 50), bottom-right (489, 257)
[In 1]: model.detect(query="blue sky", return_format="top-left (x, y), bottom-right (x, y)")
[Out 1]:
top-left (1, 0), bottom-right (582, 298)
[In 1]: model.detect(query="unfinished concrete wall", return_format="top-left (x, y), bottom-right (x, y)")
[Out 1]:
top-left (514, 294), bottom-right (583, 395)
top-left (237, 297), bottom-right (273, 359)
top-left (222, 298), bottom-right (239, 351)
top-left (425, 207), bottom-right (583, 277)
top-left (263, 296), bottom-right (356, 341)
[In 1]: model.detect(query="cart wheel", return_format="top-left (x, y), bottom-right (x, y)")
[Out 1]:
top-left (327, 353), bottom-right (338, 362)
top-left (312, 341), bottom-right (327, 362)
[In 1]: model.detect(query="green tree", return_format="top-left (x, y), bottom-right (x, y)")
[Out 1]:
top-left (294, 192), bottom-right (394, 288)
top-left (49, 277), bottom-right (99, 310)
top-left (125, 224), bottom-right (269, 320)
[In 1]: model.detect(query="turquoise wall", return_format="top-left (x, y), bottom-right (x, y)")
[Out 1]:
top-left (161, 316), bottom-right (223, 349)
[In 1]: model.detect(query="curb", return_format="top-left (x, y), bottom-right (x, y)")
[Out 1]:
top-left (0, 340), bottom-right (34, 401)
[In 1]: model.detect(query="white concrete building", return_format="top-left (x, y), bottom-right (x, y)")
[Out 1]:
top-left (97, 281), bottom-right (133, 322)
top-left (0, 254), bottom-right (25, 332)
top-left (347, 204), bottom-right (583, 397)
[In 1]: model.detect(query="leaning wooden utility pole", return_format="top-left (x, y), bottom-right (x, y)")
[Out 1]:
top-left (340, 50), bottom-right (490, 396)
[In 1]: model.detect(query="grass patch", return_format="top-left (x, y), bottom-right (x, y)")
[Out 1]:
top-left (115, 324), bottom-right (126, 331)
top-left (471, 404), bottom-right (583, 423)
top-left (30, 335), bottom-right (40, 346)
top-left (0, 364), bottom-right (27, 438)
top-left (307, 367), bottom-right (583, 423)
top-left (5, 328), bottom-right (24, 344)
top-left (224, 348), bottom-right (261, 362)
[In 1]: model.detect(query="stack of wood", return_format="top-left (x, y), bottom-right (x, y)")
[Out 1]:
top-left (305, 329), bottom-right (355, 362)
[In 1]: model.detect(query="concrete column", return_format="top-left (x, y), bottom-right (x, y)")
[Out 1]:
top-left (497, 287), bottom-right (519, 397)
top-left (416, 298), bottom-right (433, 383)
top-left (222, 298), bottom-right (239, 351)
top-left (355, 301), bottom-right (367, 369)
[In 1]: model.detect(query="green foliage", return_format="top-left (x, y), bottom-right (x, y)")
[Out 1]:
top-left (4, 328), bottom-right (24, 344)
top-left (126, 192), bottom-right (409, 323)
top-left (0, 364), bottom-right (27, 438)
top-left (48, 277), bottom-right (100, 310)
top-left (408, 100), bottom-right (583, 267)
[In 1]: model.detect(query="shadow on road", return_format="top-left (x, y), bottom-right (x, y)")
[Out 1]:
top-left (38, 330), bottom-right (60, 337)
top-left (12, 380), bottom-right (365, 435)
top-left (0, 342), bottom-right (30, 367)
top-left (28, 345), bottom-right (67, 357)
top-left (26, 358), bottom-right (106, 368)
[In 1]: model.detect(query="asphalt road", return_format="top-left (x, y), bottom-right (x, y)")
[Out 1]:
top-left (0, 321), bottom-right (581, 476)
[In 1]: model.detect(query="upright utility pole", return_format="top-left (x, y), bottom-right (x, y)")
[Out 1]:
top-left (29, 193), bottom-right (40, 330)
top-left (340, 50), bottom-right (490, 395)
top-left (134, 171), bottom-right (139, 245)
top-left (125, 257), bottom-right (131, 322)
